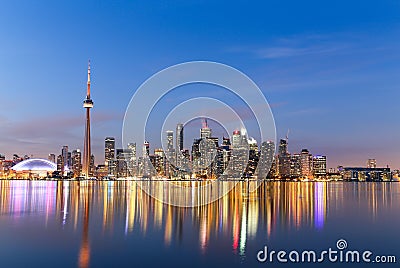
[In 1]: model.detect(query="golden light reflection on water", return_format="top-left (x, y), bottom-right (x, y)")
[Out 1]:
top-left (0, 180), bottom-right (398, 266)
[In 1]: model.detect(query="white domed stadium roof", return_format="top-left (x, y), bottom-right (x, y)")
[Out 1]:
top-left (12, 159), bottom-right (57, 172)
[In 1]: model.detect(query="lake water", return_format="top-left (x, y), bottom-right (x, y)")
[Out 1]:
top-left (0, 180), bottom-right (399, 267)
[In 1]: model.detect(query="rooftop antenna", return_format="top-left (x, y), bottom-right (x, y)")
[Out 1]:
top-left (202, 118), bottom-right (208, 128)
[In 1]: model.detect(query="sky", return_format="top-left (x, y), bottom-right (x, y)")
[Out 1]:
top-left (0, 0), bottom-right (399, 168)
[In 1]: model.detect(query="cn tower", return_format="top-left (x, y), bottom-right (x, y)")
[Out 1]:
top-left (82, 61), bottom-right (93, 178)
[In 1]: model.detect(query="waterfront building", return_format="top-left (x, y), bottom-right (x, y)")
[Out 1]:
top-left (313, 155), bottom-right (327, 178)
top-left (343, 167), bottom-right (391, 181)
top-left (95, 164), bottom-right (108, 178)
top-left (367, 159), bottom-right (377, 168)
top-left (12, 159), bottom-right (57, 179)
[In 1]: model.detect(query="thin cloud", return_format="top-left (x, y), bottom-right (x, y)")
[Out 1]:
top-left (228, 32), bottom-right (353, 59)
top-left (256, 45), bottom-right (343, 59)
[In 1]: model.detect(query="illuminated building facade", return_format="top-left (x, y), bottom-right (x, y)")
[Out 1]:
top-left (11, 158), bottom-right (57, 179)
top-left (343, 167), bottom-right (392, 181)
top-left (105, 137), bottom-right (115, 166)
top-left (71, 149), bottom-right (82, 178)
top-left (300, 149), bottom-right (313, 178)
top-left (48, 153), bottom-right (56, 164)
top-left (127, 143), bottom-right (137, 176)
top-left (61, 145), bottom-right (68, 172)
top-left (312, 155), bottom-right (327, 178)
top-left (258, 141), bottom-right (275, 179)
top-left (278, 139), bottom-right (290, 178)
top-left (290, 153), bottom-right (302, 178)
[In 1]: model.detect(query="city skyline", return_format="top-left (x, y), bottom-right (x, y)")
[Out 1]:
top-left (0, 113), bottom-right (395, 171)
top-left (0, 1), bottom-right (400, 168)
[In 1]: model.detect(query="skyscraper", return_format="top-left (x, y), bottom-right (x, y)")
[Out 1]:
top-left (258, 141), bottom-right (275, 179)
top-left (67, 152), bottom-right (72, 168)
top-left (154, 148), bottom-right (165, 175)
top-left (300, 149), bottom-right (313, 178)
top-left (143, 141), bottom-right (150, 156)
top-left (290, 153), bottom-right (302, 177)
top-left (221, 137), bottom-right (232, 172)
top-left (278, 139), bottom-right (290, 178)
top-left (82, 61), bottom-right (94, 178)
top-left (57, 155), bottom-right (63, 172)
top-left (141, 142), bottom-right (152, 177)
top-left (166, 130), bottom-right (175, 173)
top-left (127, 142), bottom-right (137, 176)
top-left (313, 155), bottom-right (327, 178)
top-left (198, 122), bottom-right (217, 176)
top-left (116, 149), bottom-right (132, 178)
top-left (244, 137), bottom-right (259, 178)
top-left (232, 130), bottom-right (241, 148)
top-left (104, 137), bottom-right (115, 166)
top-left (229, 129), bottom-right (249, 178)
top-left (200, 119), bottom-right (211, 139)
top-left (72, 149), bottom-right (82, 178)
top-left (48, 154), bottom-right (56, 164)
top-left (166, 131), bottom-right (174, 151)
top-left (278, 139), bottom-right (288, 156)
top-left (176, 123), bottom-right (183, 152)
top-left (176, 123), bottom-right (184, 167)
top-left (61, 145), bottom-right (68, 172)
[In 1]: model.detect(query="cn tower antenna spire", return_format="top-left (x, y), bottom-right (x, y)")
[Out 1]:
top-left (87, 60), bottom-right (91, 98)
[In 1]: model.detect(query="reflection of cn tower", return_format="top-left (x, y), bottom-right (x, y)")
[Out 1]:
top-left (78, 183), bottom-right (91, 268)
top-left (82, 61), bottom-right (93, 178)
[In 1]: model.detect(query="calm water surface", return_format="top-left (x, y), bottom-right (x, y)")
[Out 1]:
top-left (0, 181), bottom-right (399, 267)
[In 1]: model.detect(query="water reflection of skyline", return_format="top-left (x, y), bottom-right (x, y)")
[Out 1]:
top-left (0, 181), bottom-right (398, 266)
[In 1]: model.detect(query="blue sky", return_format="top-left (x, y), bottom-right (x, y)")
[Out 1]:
top-left (0, 0), bottom-right (399, 168)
